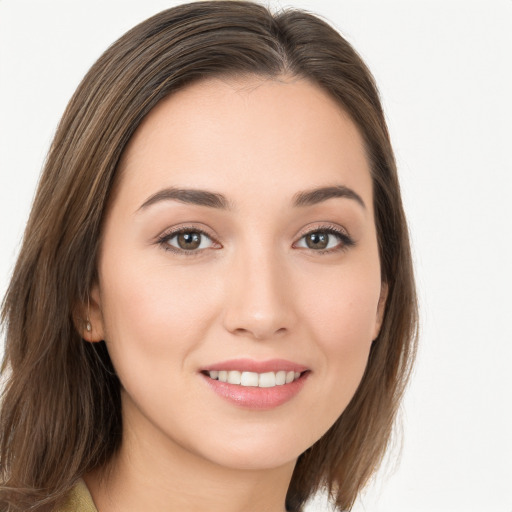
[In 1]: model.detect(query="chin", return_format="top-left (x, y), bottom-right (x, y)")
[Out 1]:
top-left (200, 443), bottom-right (301, 472)
top-left (177, 421), bottom-right (323, 472)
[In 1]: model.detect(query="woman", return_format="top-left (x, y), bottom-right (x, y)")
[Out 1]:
top-left (0, 2), bottom-right (417, 511)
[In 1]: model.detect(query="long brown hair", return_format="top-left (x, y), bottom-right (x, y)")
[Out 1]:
top-left (0, 2), bottom-right (417, 511)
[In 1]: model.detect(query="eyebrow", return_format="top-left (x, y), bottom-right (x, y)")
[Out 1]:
top-left (292, 185), bottom-right (366, 209)
top-left (138, 184), bottom-right (365, 212)
top-left (138, 187), bottom-right (231, 211)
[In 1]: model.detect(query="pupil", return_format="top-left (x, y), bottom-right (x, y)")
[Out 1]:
top-left (178, 232), bottom-right (201, 250)
top-left (307, 232), bottom-right (328, 249)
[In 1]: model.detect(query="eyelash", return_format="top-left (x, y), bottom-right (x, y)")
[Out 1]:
top-left (156, 224), bottom-right (355, 256)
top-left (293, 225), bottom-right (355, 254)
top-left (156, 225), bottom-right (219, 256)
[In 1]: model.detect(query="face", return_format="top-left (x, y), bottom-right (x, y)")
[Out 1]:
top-left (87, 76), bottom-right (386, 471)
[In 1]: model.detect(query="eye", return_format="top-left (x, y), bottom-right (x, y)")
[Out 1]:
top-left (294, 227), bottom-right (354, 252)
top-left (159, 228), bottom-right (217, 253)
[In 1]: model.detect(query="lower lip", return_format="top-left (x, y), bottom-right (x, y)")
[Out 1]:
top-left (201, 373), bottom-right (309, 410)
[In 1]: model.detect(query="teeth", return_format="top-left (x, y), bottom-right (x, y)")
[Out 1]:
top-left (241, 371), bottom-right (259, 386)
top-left (208, 369), bottom-right (303, 387)
top-left (275, 370), bottom-right (286, 385)
top-left (259, 372), bottom-right (275, 388)
top-left (227, 370), bottom-right (241, 385)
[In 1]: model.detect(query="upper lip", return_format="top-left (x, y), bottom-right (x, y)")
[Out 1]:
top-left (201, 358), bottom-right (309, 374)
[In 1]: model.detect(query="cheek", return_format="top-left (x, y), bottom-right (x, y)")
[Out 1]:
top-left (300, 263), bottom-right (381, 398)
top-left (303, 262), bottom-right (381, 343)
top-left (97, 252), bottom-right (221, 372)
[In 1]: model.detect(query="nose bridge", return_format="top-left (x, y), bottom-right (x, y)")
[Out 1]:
top-left (222, 240), bottom-right (295, 340)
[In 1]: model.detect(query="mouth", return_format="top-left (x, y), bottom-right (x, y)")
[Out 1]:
top-left (202, 369), bottom-right (305, 388)
top-left (200, 359), bottom-right (310, 409)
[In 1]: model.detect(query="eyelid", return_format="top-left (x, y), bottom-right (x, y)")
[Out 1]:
top-left (154, 222), bottom-right (354, 256)
top-left (293, 223), bottom-right (355, 252)
top-left (156, 224), bottom-right (222, 255)
top-left (295, 222), bottom-right (350, 239)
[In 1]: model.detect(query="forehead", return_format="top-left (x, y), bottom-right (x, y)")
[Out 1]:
top-left (115, 75), bottom-right (373, 212)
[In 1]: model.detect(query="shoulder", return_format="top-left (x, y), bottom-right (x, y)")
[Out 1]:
top-left (53, 479), bottom-right (98, 512)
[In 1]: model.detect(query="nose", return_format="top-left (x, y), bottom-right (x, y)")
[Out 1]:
top-left (222, 248), bottom-right (297, 341)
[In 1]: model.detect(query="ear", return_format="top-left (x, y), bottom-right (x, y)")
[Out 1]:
top-left (74, 283), bottom-right (105, 343)
top-left (372, 282), bottom-right (388, 340)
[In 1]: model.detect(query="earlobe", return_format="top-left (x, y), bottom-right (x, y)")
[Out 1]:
top-left (75, 284), bottom-right (105, 342)
top-left (373, 282), bottom-right (388, 340)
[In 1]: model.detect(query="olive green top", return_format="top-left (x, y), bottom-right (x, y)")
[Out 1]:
top-left (55, 479), bottom-right (98, 512)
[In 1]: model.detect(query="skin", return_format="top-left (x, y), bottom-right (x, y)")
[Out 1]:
top-left (83, 75), bottom-right (387, 512)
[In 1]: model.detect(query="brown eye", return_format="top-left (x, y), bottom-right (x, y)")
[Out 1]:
top-left (165, 230), bottom-right (214, 251)
top-left (177, 232), bottom-right (201, 250)
top-left (304, 232), bottom-right (329, 250)
top-left (295, 228), bottom-right (353, 252)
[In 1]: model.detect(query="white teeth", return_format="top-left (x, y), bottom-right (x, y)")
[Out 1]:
top-left (207, 369), bottom-right (303, 388)
top-left (227, 370), bottom-right (241, 385)
top-left (258, 372), bottom-right (276, 388)
top-left (241, 371), bottom-right (259, 387)
top-left (275, 370), bottom-right (286, 385)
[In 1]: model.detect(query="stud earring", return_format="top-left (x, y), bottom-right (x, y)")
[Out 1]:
top-left (86, 321), bottom-right (92, 332)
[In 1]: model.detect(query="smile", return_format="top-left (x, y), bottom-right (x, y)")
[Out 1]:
top-left (206, 370), bottom-right (302, 388)
top-left (201, 359), bottom-right (310, 409)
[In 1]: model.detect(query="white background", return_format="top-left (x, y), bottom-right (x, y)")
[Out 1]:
top-left (1, 1), bottom-right (511, 511)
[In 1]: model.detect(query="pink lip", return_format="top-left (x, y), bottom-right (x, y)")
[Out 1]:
top-left (200, 359), bottom-right (310, 410)
top-left (201, 358), bottom-right (308, 373)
